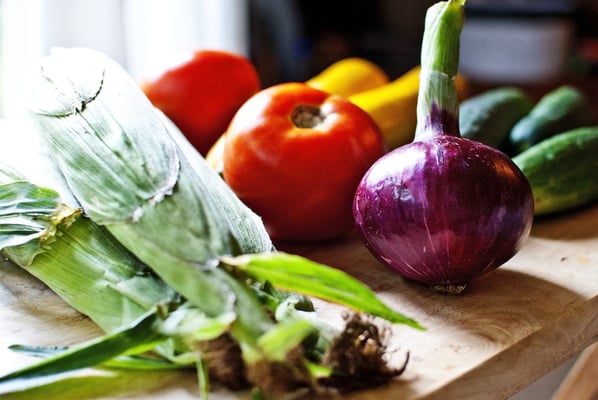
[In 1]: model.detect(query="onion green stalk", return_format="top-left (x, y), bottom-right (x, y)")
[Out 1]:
top-left (0, 47), bottom-right (422, 397)
top-left (415, 0), bottom-right (465, 141)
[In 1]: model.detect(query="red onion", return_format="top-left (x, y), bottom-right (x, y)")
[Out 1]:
top-left (352, 1), bottom-right (534, 294)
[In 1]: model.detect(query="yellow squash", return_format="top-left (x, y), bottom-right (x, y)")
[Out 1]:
top-left (305, 57), bottom-right (390, 97)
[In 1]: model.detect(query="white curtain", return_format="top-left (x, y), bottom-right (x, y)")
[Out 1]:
top-left (0, 0), bottom-right (249, 117)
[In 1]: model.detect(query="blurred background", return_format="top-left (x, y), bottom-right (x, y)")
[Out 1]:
top-left (1, 0), bottom-right (598, 117)
top-left (0, 1), bottom-right (596, 397)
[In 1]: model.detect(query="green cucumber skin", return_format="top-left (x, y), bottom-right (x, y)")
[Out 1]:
top-left (459, 87), bottom-right (533, 149)
top-left (509, 85), bottom-right (595, 154)
top-left (513, 126), bottom-right (598, 215)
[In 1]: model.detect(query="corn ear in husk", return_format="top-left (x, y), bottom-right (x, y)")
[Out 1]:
top-left (9, 47), bottom-right (422, 396)
top-left (29, 47), bottom-right (276, 320)
top-left (26, 47), bottom-right (312, 385)
top-left (28, 47), bottom-right (273, 256)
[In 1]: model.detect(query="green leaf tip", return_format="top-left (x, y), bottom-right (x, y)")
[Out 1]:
top-left (221, 252), bottom-right (424, 330)
top-left (0, 311), bottom-right (167, 394)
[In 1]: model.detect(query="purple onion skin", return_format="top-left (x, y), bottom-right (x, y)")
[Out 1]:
top-left (353, 130), bottom-right (534, 294)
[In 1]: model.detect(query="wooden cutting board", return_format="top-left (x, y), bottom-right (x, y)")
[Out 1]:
top-left (1, 203), bottom-right (597, 400)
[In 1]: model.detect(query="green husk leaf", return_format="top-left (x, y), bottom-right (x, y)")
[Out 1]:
top-left (17, 217), bottom-right (177, 333)
top-left (0, 311), bottom-right (168, 394)
top-left (0, 192), bottom-right (177, 332)
top-left (8, 346), bottom-right (183, 371)
top-left (160, 307), bottom-right (236, 341)
top-left (0, 161), bottom-right (179, 333)
top-left (0, 181), bottom-right (69, 250)
top-left (160, 112), bottom-right (274, 256)
top-left (29, 48), bottom-right (180, 225)
top-left (197, 359), bottom-right (210, 400)
top-left (0, 178), bottom-right (80, 269)
top-left (257, 318), bottom-right (315, 362)
top-left (222, 253), bottom-right (424, 330)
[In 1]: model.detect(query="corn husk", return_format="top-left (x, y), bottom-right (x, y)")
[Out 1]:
top-left (2, 47), bottom-right (422, 397)
top-left (28, 47), bottom-right (272, 256)
top-left (0, 165), bottom-right (177, 334)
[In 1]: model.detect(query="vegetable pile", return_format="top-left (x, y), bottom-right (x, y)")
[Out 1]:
top-left (1, 0), bottom-right (597, 397)
top-left (207, 59), bottom-right (468, 243)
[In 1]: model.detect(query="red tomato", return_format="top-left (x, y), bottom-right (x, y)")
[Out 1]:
top-left (223, 82), bottom-right (387, 242)
top-left (141, 50), bottom-right (261, 155)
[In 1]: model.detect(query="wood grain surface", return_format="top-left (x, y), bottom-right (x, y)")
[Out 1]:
top-left (1, 203), bottom-right (597, 400)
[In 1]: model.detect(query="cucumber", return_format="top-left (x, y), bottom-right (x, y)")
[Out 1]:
top-left (459, 87), bottom-right (533, 150)
top-left (509, 85), bottom-right (595, 154)
top-left (512, 126), bottom-right (598, 215)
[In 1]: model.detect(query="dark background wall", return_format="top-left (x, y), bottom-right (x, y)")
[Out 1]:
top-left (249, 0), bottom-right (598, 86)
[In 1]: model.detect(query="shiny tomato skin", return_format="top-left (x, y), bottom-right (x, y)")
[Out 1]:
top-left (141, 50), bottom-right (261, 155)
top-left (223, 82), bottom-right (387, 242)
